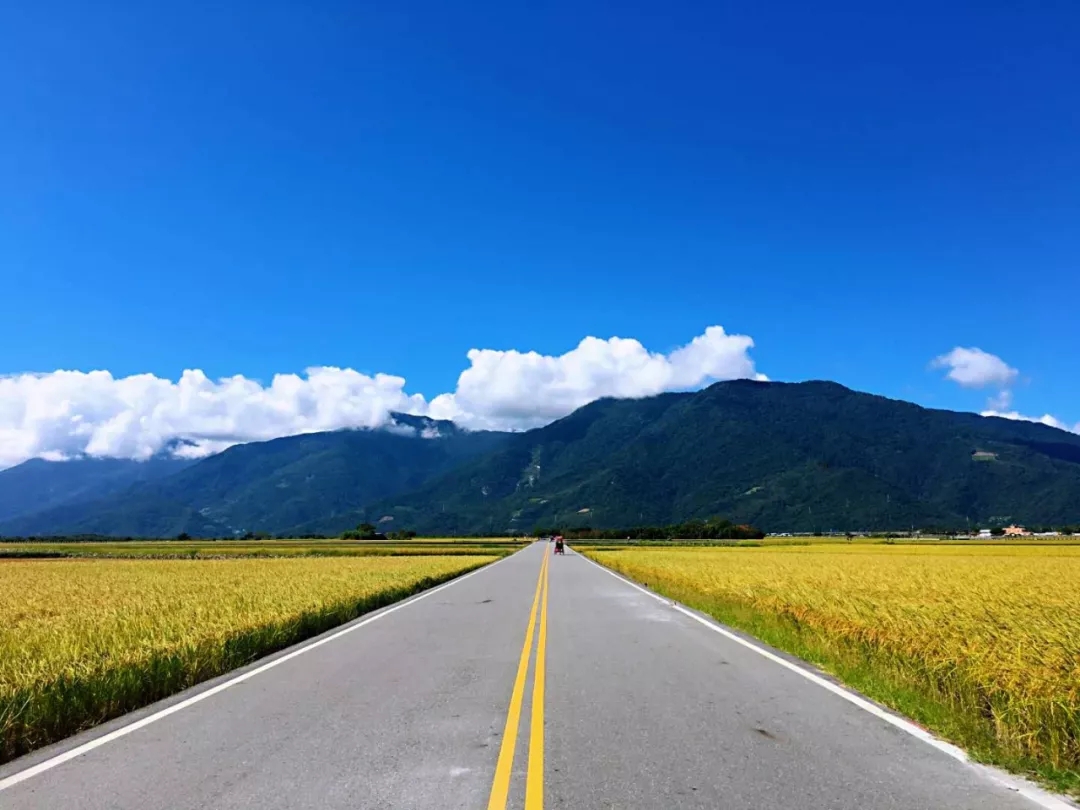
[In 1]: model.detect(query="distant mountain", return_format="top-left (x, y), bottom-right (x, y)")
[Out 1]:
top-left (0, 456), bottom-right (195, 524)
top-left (0, 417), bottom-right (507, 538)
top-left (364, 380), bottom-right (1080, 534)
top-left (6, 384), bottom-right (1080, 538)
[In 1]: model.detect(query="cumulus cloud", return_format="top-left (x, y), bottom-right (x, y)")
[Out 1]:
top-left (428, 326), bottom-right (759, 430)
top-left (931, 345), bottom-right (1026, 418)
top-left (931, 347), bottom-right (1075, 431)
top-left (0, 325), bottom-right (762, 469)
top-left (932, 347), bottom-right (1019, 389)
top-left (0, 368), bottom-right (428, 470)
top-left (981, 409), bottom-right (1080, 434)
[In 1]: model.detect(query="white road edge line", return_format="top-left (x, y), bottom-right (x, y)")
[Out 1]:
top-left (575, 549), bottom-right (1077, 810)
top-left (0, 550), bottom-right (520, 793)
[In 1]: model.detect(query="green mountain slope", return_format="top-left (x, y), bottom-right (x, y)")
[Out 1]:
top-left (0, 417), bottom-right (506, 537)
top-left (368, 381), bottom-right (1080, 534)
top-left (6, 382), bottom-right (1079, 538)
top-left (0, 456), bottom-right (194, 524)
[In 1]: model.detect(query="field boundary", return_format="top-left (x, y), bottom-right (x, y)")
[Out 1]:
top-left (0, 551), bottom-right (518, 791)
top-left (573, 548), bottom-right (1078, 810)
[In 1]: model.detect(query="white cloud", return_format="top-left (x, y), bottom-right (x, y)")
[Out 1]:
top-left (427, 326), bottom-right (758, 430)
top-left (0, 368), bottom-right (428, 470)
top-left (932, 347), bottom-right (1019, 389)
top-left (985, 389), bottom-right (1013, 411)
top-left (0, 325), bottom-right (762, 469)
top-left (981, 409), bottom-right (1080, 434)
top-left (933, 347), bottom-right (1075, 432)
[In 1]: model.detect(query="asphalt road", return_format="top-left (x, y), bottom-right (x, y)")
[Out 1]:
top-left (0, 542), bottom-right (1066, 810)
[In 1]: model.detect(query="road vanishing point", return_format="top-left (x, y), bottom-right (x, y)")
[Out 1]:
top-left (0, 543), bottom-right (1070, 810)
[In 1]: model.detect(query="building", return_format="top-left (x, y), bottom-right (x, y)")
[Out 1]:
top-left (1003, 524), bottom-right (1029, 536)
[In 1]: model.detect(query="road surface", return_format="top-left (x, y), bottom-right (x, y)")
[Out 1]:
top-left (0, 542), bottom-right (1066, 810)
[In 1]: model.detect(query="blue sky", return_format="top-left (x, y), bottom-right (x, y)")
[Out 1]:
top-left (1, 1), bottom-right (1077, 462)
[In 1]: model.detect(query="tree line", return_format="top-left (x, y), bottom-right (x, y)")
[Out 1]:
top-left (340, 523), bottom-right (419, 541)
top-left (533, 518), bottom-right (766, 541)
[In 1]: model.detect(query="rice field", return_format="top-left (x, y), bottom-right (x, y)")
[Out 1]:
top-left (0, 554), bottom-right (496, 763)
top-left (0, 539), bottom-right (524, 560)
top-left (581, 544), bottom-right (1080, 793)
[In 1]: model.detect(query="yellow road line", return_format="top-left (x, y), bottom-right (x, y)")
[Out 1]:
top-left (487, 549), bottom-right (548, 810)
top-left (525, 543), bottom-right (550, 810)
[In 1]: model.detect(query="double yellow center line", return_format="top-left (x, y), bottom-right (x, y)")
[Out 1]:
top-left (487, 547), bottom-right (550, 810)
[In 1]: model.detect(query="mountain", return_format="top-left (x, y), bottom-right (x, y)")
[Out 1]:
top-left (0, 417), bottom-right (507, 538)
top-left (6, 383), bottom-right (1080, 538)
top-left (364, 380), bottom-right (1080, 534)
top-left (0, 456), bottom-right (195, 524)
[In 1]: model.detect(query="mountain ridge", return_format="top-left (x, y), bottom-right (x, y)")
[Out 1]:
top-left (2, 381), bottom-right (1079, 537)
top-left (363, 379), bottom-right (1080, 534)
top-left (0, 419), bottom-right (507, 537)
top-left (0, 455), bottom-right (195, 525)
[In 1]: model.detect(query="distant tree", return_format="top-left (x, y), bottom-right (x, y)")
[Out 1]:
top-left (552, 518), bottom-right (764, 542)
top-left (990, 527), bottom-right (1005, 537)
top-left (341, 522), bottom-right (382, 540)
top-left (176, 532), bottom-right (191, 542)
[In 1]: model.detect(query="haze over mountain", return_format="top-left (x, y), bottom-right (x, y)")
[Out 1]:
top-left (0, 455), bottom-right (194, 525)
top-left (2, 382), bottom-right (1079, 538)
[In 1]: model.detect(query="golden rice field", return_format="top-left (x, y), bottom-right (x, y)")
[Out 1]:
top-left (583, 544), bottom-right (1080, 792)
top-left (0, 554), bottom-right (495, 763)
top-left (0, 539), bottom-right (525, 560)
